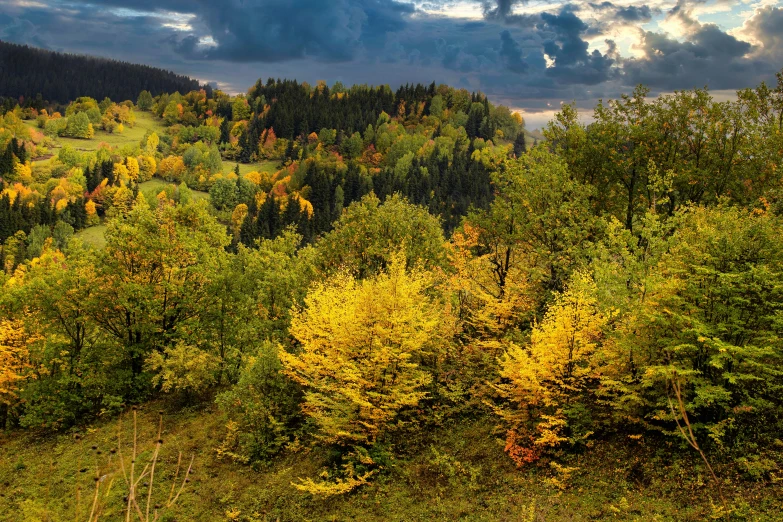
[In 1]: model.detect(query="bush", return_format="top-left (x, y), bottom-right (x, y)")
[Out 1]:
top-left (146, 342), bottom-right (220, 398)
top-left (215, 342), bottom-right (302, 464)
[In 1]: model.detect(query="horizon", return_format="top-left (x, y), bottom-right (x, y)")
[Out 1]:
top-left (1, 0), bottom-right (781, 129)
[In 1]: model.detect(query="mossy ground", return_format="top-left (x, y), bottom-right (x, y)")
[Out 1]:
top-left (1, 403), bottom-right (779, 521)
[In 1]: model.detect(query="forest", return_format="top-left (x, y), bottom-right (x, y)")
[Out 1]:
top-left (0, 68), bottom-right (782, 520)
top-left (0, 41), bottom-right (206, 108)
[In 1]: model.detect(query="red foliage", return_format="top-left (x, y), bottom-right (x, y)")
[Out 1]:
top-left (504, 429), bottom-right (541, 467)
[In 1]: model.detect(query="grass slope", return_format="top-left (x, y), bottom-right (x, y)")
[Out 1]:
top-left (223, 160), bottom-right (280, 176)
top-left (139, 178), bottom-right (209, 201)
top-left (1, 405), bottom-right (779, 521)
top-left (27, 112), bottom-right (167, 160)
top-left (74, 225), bottom-right (108, 249)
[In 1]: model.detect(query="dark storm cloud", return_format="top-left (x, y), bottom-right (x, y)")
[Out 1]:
top-left (589, 2), bottom-right (656, 23)
top-left (538, 8), bottom-right (615, 85)
top-left (175, 0), bottom-right (415, 63)
top-left (621, 23), bottom-right (760, 90)
top-left (499, 30), bottom-right (528, 73)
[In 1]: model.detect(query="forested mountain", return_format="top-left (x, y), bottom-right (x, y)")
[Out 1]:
top-left (0, 41), bottom-right (206, 106)
top-left (1, 69), bottom-right (783, 520)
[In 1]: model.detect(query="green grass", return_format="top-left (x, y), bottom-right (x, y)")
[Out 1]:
top-left (1, 406), bottom-right (779, 521)
top-left (139, 178), bottom-right (209, 201)
top-left (27, 111), bottom-right (167, 156)
top-left (75, 224), bottom-right (107, 249)
top-left (223, 160), bottom-right (280, 176)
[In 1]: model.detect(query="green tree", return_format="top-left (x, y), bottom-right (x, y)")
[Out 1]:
top-left (209, 177), bottom-right (238, 211)
top-left (314, 193), bottom-right (448, 278)
top-left (136, 90), bottom-right (154, 111)
top-left (64, 111), bottom-right (94, 139)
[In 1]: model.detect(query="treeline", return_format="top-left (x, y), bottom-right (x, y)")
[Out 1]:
top-left (0, 41), bottom-right (206, 107)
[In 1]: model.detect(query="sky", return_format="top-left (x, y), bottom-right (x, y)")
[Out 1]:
top-left (1, 0), bottom-right (782, 128)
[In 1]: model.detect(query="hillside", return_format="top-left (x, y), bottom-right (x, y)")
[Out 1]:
top-left (1, 70), bottom-right (783, 521)
top-left (1, 405), bottom-right (780, 521)
top-left (0, 41), bottom-right (206, 105)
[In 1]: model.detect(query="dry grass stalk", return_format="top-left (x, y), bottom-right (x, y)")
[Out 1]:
top-left (668, 374), bottom-right (728, 513)
top-left (77, 407), bottom-right (193, 522)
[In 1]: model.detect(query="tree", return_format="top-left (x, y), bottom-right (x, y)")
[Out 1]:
top-left (0, 317), bottom-right (40, 428)
top-left (282, 256), bottom-right (448, 447)
top-left (216, 342), bottom-right (303, 463)
top-left (91, 198), bottom-right (229, 393)
top-left (159, 155), bottom-right (186, 182)
top-left (600, 204), bottom-right (783, 449)
top-left (145, 132), bottom-right (160, 155)
top-left (231, 203), bottom-right (249, 238)
top-left (513, 131), bottom-right (527, 157)
top-left (494, 271), bottom-right (608, 465)
top-left (10, 244), bottom-right (103, 429)
top-left (314, 194), bottom-right (448, 279)
top-left (459, 147), bottom-right (599, 340)
top-left (137, 90), bottom-right (154, 111)
top-left (64, 111), bottom-right (94, 139)
top-left (209, 177), bottom-right (238, 211)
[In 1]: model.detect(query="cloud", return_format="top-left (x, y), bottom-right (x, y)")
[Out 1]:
top-left (0, 0), bottom-right (782, 119)
top-left (499, 30), bottom-right (528, 73)
top-left (589, 2), bottom-right (656, 23)
top-left (737, 6), bottom-right (783, 62)
top-left (0, 14), bottom-right (49, 48)
top-left (622, 22), bottom-right (760, 90)
top-left (538, 8), bottom-right (615, 84)
top-left (176, 0), bottom-right (415, 63)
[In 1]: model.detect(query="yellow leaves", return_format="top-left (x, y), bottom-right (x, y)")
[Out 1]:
top-left (292, 463), bottom-right (377, 497)
top-left (138, 155), bottom-right (156, 182)
top-left (125, 156), bottom-right (140, 181)
top-left (113, 162), bottom-right (130, 185)
top-left (495, 271), bottom-right (607, 451)
top-left (146, 342), bottom-right (220, 394)
top-left (145, 132), bottom-right (159, 155)
top-left (85, 199), bottom-right (97, 216)
top-left (0, 317), bottom-right (41, 406)
top-left (282, 256), bottom-right (446, 446)
top-left (14, 161), bottom-right (32, 182)
top-left (293, 193), bottom-right (314, 219)
top-left (231, 203), bottom-right (249, 237)
top-left (243, 171), bottom-right (267, 187)
top-left (158, 155), bottom-right (186, 182)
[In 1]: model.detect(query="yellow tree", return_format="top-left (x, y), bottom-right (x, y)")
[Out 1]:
top-left (282, 256), bottom-right (448, 447)
top-left (0, 316), bottom-right (40, 428)
top-left (85, 199), bottom-right (99, 225)
top-left (125, 156), bottom-right (140, 182)
top-left (231, 203), bottom-right (248, 239)
top-left (494, 271), bottom-right (608, 465)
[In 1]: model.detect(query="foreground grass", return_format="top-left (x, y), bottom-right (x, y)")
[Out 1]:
top-left (1, 404), bottom-right (779, 522)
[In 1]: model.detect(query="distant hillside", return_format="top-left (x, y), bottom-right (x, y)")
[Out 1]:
top-left (0, 40), bottom-right (207, 104)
